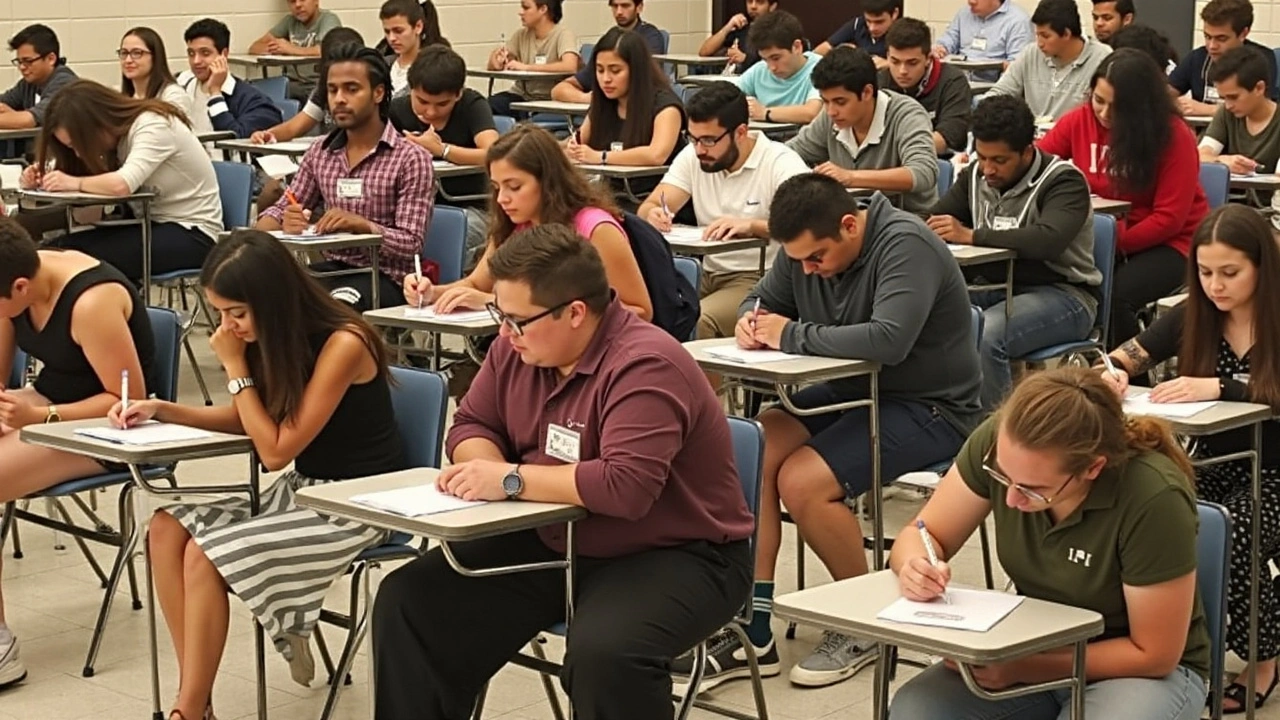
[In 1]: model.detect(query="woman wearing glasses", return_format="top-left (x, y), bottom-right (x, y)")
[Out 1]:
top-left (888, 366), bottom-right (1210, 720)
top-left (119, 27), bottom-right (191, 116)
top-left (1097, 204), bottom-right (1280, 713)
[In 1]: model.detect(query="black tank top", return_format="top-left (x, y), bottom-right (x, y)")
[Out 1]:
top-left (294, 330), bottom-right (407, 480)
top-left (13, 263), bottom-right (157, 405)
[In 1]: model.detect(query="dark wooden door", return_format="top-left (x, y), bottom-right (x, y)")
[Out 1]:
top-left (714, 0), bottom-right (862, 48)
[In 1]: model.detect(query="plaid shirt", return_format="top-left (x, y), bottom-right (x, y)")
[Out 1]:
top-left (260, 120), bottom-right (433, 282)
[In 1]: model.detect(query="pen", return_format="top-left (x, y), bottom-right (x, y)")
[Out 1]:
top-left (413, 255), bottom-right (425, 309)
top-left (750, 297), bottom-right (761, 332)
top-left (1100, 352), bottom-right (1122, 380)
top-left (916, 519), bottom-right (950, 604)
top-left (121, 370), bottom-right (129, 415)
top-left (284, 188), bottom-right (300, 206)
top-left (660, 191), bottom-right (670, 220)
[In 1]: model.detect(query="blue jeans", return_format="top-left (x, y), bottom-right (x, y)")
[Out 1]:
top-left (889, 662), bottom-right (1207, 720)
top-left (971, 287), bottom-right (1095, 410)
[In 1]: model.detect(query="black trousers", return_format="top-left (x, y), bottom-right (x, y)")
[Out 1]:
top-left (308, 260), bottom-right (402, 313)
top-left (488, 91), bottom-right (528, 119)
top-left (49, 222), bottom-right (215, 285)
top-left (372, 530), bottom-right (752, 720)
top-left (1109, 244), bottom-right (1186, 347)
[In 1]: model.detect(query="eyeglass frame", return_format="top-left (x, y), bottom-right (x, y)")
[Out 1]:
top-left (682, 127), bottom-right (735, 148)
top-left (116, 49), bottom-right (153, 61)
top-left (10, 53), bottom-right (51, 69)
top-left (485, 298), bottom-right (579, 337)
top-left (982, 445), bottom-right (1076, 504)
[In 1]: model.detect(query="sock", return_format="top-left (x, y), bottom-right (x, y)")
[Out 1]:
top-left (745, 581), bottom-right (774, 648)
top-left (0, 624), bottom-right (12, 646)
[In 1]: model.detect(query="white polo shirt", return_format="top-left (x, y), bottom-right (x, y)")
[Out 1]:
top-left (660, 132), bottom-right (810, 274)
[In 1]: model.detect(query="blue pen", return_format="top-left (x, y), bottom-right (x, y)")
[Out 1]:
top-left (916, 520), bottom-right (950, 604)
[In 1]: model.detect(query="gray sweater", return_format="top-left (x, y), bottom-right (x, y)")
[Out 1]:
top-left (0, 65), bottom-right (77, 125)
top-left (786, 90), bottom-right (939, 213)
top-left (739, 193), bottom-right (983, 434)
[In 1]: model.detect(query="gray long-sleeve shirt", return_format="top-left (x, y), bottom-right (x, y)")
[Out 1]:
top-left (786, 90), bottom-right (939, 213)
top-left (739, 193), bottom-right (983, 434)
top-left (0, 65), bottom-right (77, 125)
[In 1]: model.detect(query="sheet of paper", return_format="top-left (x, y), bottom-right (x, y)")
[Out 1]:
top-left (1123, 393), bottom-right (1218, 419)
top-left (272, 139), bottom-right (319, 153)
top-left (664, 226), bottom-right (708, 243)
top-left (75, 422), bottom-right (213, 446)
top-left (1231, 172), bottom-right (1257, 179)
top-left (402, 306), bottom-right (493, 323)
top-left (877, 587), bottom-right (1025, 632)
top-left (0, 164), bottom-right (21, 190)
top-left (256, 154), bottom-right (300, 179)
top-left (350, 483), bottom-right (487, 517)
top-left (703, 346), bottom-right (805, 364)
top-left (269, 229), bottom-right (345, 242)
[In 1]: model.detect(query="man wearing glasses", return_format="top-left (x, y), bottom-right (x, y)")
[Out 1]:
top-left (636, 82), bottom-right (809, 340)
top-left (372, 224), bottom-right (754, 720)
top-left (0, 24), bottom-right (77, 131)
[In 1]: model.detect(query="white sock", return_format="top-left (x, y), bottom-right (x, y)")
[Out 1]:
top-left (0, 624), bottom-right (12, 646)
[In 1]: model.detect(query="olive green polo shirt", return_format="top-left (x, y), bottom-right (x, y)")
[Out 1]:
top-left (957, 418), bottom-right (1211, 681)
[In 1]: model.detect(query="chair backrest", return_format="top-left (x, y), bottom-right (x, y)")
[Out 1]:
top-left (1091, 212), bottom-right (1117, 345)
top-left (424, 205), bottom-right (469, 285)
top-left (275, 97), bottom-right (300, 122)
top-left (1197, 500), bottom-right (1231, 718)
top-left (1199, 162), bottom-right (1230, 210)
top-left (673, 256), bottom-right (700, 294)
top-left (658, 29), bottom-right (671, 54)
top-left (494, 115), bottom-right (516, 135)
top-left (938, 158), bottom-right (954, 198)
top-left (213, 161), bottom-right (254, 230)
top-left (147, 307), bottom-right (183, 403)
top-left (970, 304), bottom-right (983, 352)
top-left (728, 416), bottom-right (764, 622)
top-left (388, 366), bottom-right (449, 469)
top-left (249, 75), bottom-right (289, 103)
top-left (8, 347), bottom-right (27, 389)
top-left (578, 42), bottom-right (595, 63)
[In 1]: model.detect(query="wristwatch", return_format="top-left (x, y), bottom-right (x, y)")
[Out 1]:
top-left (501, 465), bottom-right (524, 499)
top-left (765, 108), bottom-right (773, 122)
top-left (227, 377), bottom-right (255, 395)
top-left (44, 405), bottom-right (61, 424)
top-left (600, 150), bottom-right (609, 165)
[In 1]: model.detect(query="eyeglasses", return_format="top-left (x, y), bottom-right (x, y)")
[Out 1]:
top-left (485, 298), bottom-right (577, 336)
top-left (682, 129), bottom-right (732, 148)
top-left (10, 55), bottom-right (46, 68)
top-left (116, 49), bottom-right (153, 60)
top-left (982, 446), bottom-right (1075, 504)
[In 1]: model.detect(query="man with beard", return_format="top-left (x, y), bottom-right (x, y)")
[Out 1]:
top-left (879, 17), bottom-right (973, 154)
top-left (927, 94), bottom-right (1101, 409)
top-left (256, 44), bottom-right (433, 312)
top-left (636, 82), bottom-right (809, 340)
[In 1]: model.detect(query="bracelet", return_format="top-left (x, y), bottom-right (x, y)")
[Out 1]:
top-left (442, 143), bottom-right (452, 160)
top-left (601, 150), bottom-right (609, 165)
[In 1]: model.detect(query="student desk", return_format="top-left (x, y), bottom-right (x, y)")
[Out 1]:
top-left (510, 99), bottom-right (588, 128)
top-left (432, 160), bottom-right (488, 204)
top-left (273, 231), bottom-right (386, 308)
top-left (227, 53), bottom-right (319, 79)
top-left (655, 54), bottom-right (731, 78)
top-left (20, 418), bottom-right (264, 720)
top-left (970, 80), bottom-right (998, 95)
top-left (948, 245), bottom-right (1015, 320)
top-left (20, 189), bottom-right (159, 298)
top-left (195, 130), bottom-right (236, 145)
top-left (363, 305), bottom-right (499, 371)
top-left (216, 136), bottom-right (320, 162)
top-left (666, 232), bottom-right (769, 274)
top-left (467, 68), bottom-right (576, 97)
top-left (576, 162), bottom-right (670, 203)
top-left (749, 120), bottom-right (801, 139)
top-left (1090, 196), bottom-right (1131, 216)
top-left (0, 127), bottom-right (38, 141)
top-left (1128, 388), bottom-right (1274, 718)
top-left (773, 570), bottom-right (1105, 720)
top-left (1156, 292), bottom-right (1187, 314)
top-left (678, 74), bottom-right (737, 88)
top-left (1228, 173), bottom-right (1280, 191)
top-left (1184, 115), bottom-right (1213, 129)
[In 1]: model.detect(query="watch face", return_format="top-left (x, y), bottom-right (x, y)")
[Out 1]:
top-left (502, 472), bottom-right (521, 496)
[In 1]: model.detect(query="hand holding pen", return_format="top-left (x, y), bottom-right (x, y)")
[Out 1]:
top-left (899, 519), bottom-right (952, 603)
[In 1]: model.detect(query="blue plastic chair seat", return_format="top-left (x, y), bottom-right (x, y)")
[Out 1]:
top-left (355, 541), bottom-right (419, 563)
top-left (32, 466), bottom-right (172, 498)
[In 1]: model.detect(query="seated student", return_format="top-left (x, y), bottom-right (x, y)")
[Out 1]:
top-left (813, 0), bottom-right (901, 68)
top-left (20, 81), bottom-right (221, 282)
top-left (1039, 49), bottom-right (1209, 348)
top-left (786, 47), bottom-right (939, 213)
top-left (403, 124), bottom-right (652, 321)
top-left (0, 218), bottom-right (154, 691)
top-left (988, 0), bottom-right (1111, 123)
top-left (249, 0), bottom-right (344, 101)
top-left (0, 24), bottom-right (77, 130)
top-left (680, 174), bottom-right (982, 690)
top-left (1098, 204), bottom-right (1280, 714)
top-left (733, 11), bottom-right (822, 125)
top-left (179, 19), bottom-right (284, 142)
top-left (637, 82), bottom-right (808, 339)
top-left (927, 95), bottom-right (1101, 409)
top-left (119, 27), bottom-right (189, 114)
top-left (1092, 0), bottom-right (1135, 45)
top-left (699, 0), bottom-right (777, 74)
top-left (486, 0), bottom-right (580, 116)
top-left (115, 230), bottom-right (407, 720)
top-left (565, 28), bottom-right (685, 201)
top-left (390, 45), bottom-right (499, 267)
top-left (376, 224), bottom-right (752, 720)
top-left (887, 367), bottom-right (1209, 720)
top-left (380, 0), bottom-right (425, 97)
top-left (1199, 46), bottom-right (1280, 207)
top-left (376, 0), bottom-right (450, 56)
top-left (880, 17), bottom-right (973, 155)
top-left (931, 0), bottom-right (1033, 81)
top-left (1111, 23), bottom-right (1179, 74)
top-left (551, 0), bottom-right (666, 104)
top-left (257, 46), bottom-right (432, 313)
top-left (1171, 0), bottom-right (1278, 117)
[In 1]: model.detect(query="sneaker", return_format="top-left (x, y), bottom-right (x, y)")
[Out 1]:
top-left (0, 636), bottom-right (27, 689)
top-left (788, 631), bottom-right (878, 688)
top-left (671, 628), bottom-right (780, 693)
top-left (282, 633), bottom-right (315, 688)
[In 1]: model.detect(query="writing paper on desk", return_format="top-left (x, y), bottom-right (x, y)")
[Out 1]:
top-left (75, 422), bottom-right (213, 445)
top-left (664, 226), bottom-right (708, 243)
top-left (269, 229), bottom-right (345, 242)
top-left (878, 588), bottom-right (1025, 632)
top-left (350, 483), bottom-right (487, 517)
top-left (402, 306), bottom-right (492, 323)
top-left (1123, 393), bottom-right (1218, 419)
top-left (255, 154), bottom-right (299, 180)
top-left (703, 346), bottom-right (804, 364)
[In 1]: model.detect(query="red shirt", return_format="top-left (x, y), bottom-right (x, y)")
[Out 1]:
top-left (1037, 104), bottom-right (1207, 257)
top-left (446, 299), bottom-right (754, 558)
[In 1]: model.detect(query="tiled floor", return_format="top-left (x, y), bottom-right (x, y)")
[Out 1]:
top-left (1, 337), bottom-right (1274, 720)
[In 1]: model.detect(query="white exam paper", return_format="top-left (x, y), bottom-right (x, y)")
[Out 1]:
top-left (350, 483), bottom-right (487, 517)
top-left (703, 346), bottom-right (804, 364)
top-left (75, 422), bottom-right (213, 445)
top-left (1123, 393), bottom-right (1218, 419)
top-left (664, 226), bottom-right (708, 244)
top-left (255, 154), bottom-right (300, 179)
top-left (877, 587), bottom-right (1025, 632)
top-left (402, 307), bottom-right (492, 323)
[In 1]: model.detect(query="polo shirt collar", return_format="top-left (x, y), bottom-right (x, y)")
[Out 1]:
top-left (179, 70), bottom-right (237, 96)
top-left (835, 90), bottom-right (889, 153)
top-left (323, 118), bottom-right (400, 152)
top-left (568, 293), bottom-right (627, 377)
top-left (1048, 465), bottom-right (1120, 532)
top-left (724, 131), bottom-right (770, 178)
top-left (1044, 38), bottom-right (1092, 70)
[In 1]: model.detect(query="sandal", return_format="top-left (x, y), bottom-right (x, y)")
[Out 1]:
top-left (1222, 671), bottom-right (1280, 714)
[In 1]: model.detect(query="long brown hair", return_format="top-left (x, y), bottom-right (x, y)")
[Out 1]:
top-left (1089, 48), bottom-right (1176, 195)
top-left (997, 367), bottom-right (1195, 483)
top-left (585, 27), bottom-right (673, 151)
top-left (37, 80), bottom-right (191, 177)
top-left (1180, 204), bottom-right (1280, 409)
top-left (199, 231), bottom-right (391, 423)
top-left (119, 27), bottom-right (179, 102)
top-left (484, 123), bottom-right (620, 247)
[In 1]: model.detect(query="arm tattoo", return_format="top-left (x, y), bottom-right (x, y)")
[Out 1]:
top-left (1119, 339), bottom-right (1152, 375)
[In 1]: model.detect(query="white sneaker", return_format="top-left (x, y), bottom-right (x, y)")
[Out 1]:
top-left (0, 635), bottom-right (28, 689)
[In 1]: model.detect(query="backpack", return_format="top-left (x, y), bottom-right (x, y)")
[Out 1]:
top-left (618, 211), bottom-right (700, 342)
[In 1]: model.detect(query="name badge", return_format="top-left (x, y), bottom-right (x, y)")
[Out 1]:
top-left (610, 141), bottom-right (624, 152)
top-left (534, 54), bottom-right (548, 65)
top-left (336, 178), bottom-right (363, 199)
top-left (1205, 85), bottom-right (1221, 103)
top-left (545, 423), bottom-right (581, 463)
top-left (991, 216), bottom-right (1018, 231)
top-left (1234, 372), bottom-right (1251, 384)
top-left (970, 36), bottom-right (988, 51)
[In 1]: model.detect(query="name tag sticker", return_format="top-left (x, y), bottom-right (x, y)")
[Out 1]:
top-left (970, 36), bottom-right (988, 51)
top-left (1205, 85), bottom-right (1221, 103)
top-left (1235, 373), bottom-right (1251, 384)
top-left (545, 423), bottom-right (581, 463)
top-left (336, 178), bottom-right (363, 199)
top-left (610, 141), bottom-right (624, 152)
top-left (534, 54), bottom-right (548, 65)
top-left (992, 216), bottom-right (1018, 231)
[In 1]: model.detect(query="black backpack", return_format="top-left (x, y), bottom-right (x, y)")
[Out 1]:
top-left (619, 211), bottom-right (700, 342)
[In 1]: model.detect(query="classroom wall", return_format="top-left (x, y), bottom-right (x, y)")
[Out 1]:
top-left (0, 0), bottom-right (712, 90)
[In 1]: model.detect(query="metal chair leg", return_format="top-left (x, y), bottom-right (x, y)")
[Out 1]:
top-left (314, 626), bottom-right (338, 683)
top-left (529, 637), bottom-right (567, 720)
top-left (181, 336), bottom-right (213, 406)
top-left (318, 562), bottom-right (370, 720)
top-left (146, 527), bottom-right (163, 720)
top-left (673, 641), bottom-right (707, 720)
top-left (81, 485), bottom-right (138, 677)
